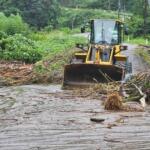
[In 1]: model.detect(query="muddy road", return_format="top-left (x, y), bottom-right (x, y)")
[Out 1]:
top-left (0, 85), bottom-right (150, 150)
top-left (0, 44), bottom-right (150, 150)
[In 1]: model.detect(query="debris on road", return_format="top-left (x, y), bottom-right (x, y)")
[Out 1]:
top-left (103, 72), bottom-right (150, 112)
top-left (105, 92), bottom-right (123, 111)
top-left (123, 72), bottom-right (150, 105)
top-left (90, 117), bottom-right (105, 123)
top-left (0, 61), bottom-right (34, 86)
top-left (104, 91), bottom-right (144, 112)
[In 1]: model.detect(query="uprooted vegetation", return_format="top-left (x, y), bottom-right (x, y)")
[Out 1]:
top-left (66, 72), bottom-right (150, 112)
top-left (47, 72), bottom-right (149, 112)
top-left (103, 73), bottom-right (150, 111)
top-left (123, 73), bottom-right (150, 104)
top-left (0, 49), bottom-right (74, 85)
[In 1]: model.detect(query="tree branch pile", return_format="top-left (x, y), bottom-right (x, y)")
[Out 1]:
top-left (0, 61), bottom-right (34, 86)
top-left (104, 72), bottom-right (150, 111)
top-left (123, 72), bottom-right (150, 106)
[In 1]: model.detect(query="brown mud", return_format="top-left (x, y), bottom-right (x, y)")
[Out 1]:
top-left (0, 85), bottom-right (149, 150)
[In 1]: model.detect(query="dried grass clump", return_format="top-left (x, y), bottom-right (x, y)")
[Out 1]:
top-left (104, 92), bottom-right (144, 112)
top-left (105, 92), bottom-right (123, 111)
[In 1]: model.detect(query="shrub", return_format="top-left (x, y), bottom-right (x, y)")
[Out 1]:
top-left (0, 31), bottom-right (7, 39)
top-left (0, 34), bottom-right (42, 63)
top-left (0, 12), bottom-right (28, 35)
top-left (127, 16), bottom-right (144, 37)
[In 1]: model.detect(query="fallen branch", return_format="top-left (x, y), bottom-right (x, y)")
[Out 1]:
top-left (132, 84), bottom-right (147, 108)
top-left (125, 96), bottom-right (142, 102)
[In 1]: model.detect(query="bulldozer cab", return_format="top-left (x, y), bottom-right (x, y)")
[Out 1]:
top-left (90, 19), bottom-right (122, 45)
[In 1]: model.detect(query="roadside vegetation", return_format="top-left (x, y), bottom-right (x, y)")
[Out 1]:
top-left (32, 31), bottom-right (86, 83)
top-left (136, 47), bottom-right (150, 66)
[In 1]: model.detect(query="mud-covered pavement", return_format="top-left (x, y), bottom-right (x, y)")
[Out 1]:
top-left (0, 85), bottom-right (150, 150)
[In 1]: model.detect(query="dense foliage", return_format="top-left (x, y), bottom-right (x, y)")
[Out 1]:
top-left (59, 8), bottom-right (118, 29)
top-left (59, 0), bottom-right (143, 12)
top-left (0, 33), bottom-right (42, 63)
top-left (0, 0), bottom-right (61, 29)
top-left (0, 28), bottom-right (86, 63)
top-left (59, 0), bottom-right (150, 37)
top-left (59, 0), bottom-right (93, 8)
top-left (0, 12), bottom-right (28, 35)
top-left (0, 0), bottom-right (149, 65)
top-left (0, 0), bottom-right (149, 36)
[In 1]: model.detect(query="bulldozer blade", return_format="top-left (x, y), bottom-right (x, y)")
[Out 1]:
top-left (63, 64), bottom-right (124, 86)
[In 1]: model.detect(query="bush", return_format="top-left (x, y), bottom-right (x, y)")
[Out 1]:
top-left (0, 31), bottom-right (7, 39)
top-left (127, 16), bottom-right (144, 37)
top-left (0, 34), bottom-right (42, 63)
top-left (0, 12), bottom-right (28, 35)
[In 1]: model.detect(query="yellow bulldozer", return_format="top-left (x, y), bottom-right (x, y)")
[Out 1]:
top-left (63, 19), bottom-right (131, 86)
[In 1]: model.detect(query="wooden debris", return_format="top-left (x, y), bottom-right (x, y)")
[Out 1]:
top-left (132, 84), bottom-right (147, 107)
top-left (123, 72), bottom-right (150, 106)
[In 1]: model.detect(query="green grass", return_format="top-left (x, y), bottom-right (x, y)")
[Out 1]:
top-left (126, 36), bottom-right (150, 45)
top-left (136, 49), bottom-right (150, 65)
top-left (30, 30), bottom-right (86, 54)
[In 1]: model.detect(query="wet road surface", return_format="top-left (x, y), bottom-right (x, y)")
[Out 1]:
top-left (0, 85), bottom-right (150, 150)
top-left (122, 44), bottom-right (149, 74)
